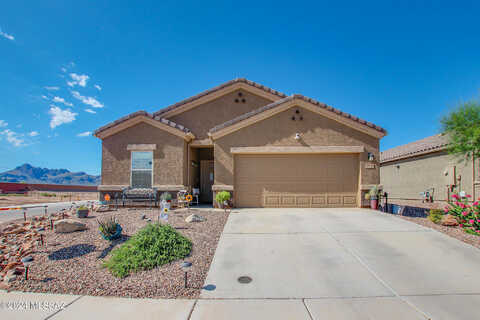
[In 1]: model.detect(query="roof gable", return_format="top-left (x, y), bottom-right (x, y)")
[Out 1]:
top-left (208, 95), bottom-right (387, 139)
top-left (153, 78), bottom-right (286, 118)
top-left (93, 111), bottom-right (195, 140)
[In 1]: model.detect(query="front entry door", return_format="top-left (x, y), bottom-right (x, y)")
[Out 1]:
top-left (200, 160), bottom-right (214, 203)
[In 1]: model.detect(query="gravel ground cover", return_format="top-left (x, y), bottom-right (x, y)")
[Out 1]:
top-left (398, 215), bottom-right (480, 249)
top-left (7, 207), bottom-right (229, 298)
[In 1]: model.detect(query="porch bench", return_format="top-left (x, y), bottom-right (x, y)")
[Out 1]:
top-left (122, 187), bottom-right (158, 208)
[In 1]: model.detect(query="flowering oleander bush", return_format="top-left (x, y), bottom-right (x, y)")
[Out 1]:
top-left (445, 194), bottom-right (480, 236)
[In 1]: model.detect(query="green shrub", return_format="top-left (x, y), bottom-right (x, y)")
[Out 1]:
top-left (160, 192), bottom-right (172, 201)
top-left (40, 192), bottom-right (56, 197)
top-left (215, 191), bottom-right (231, 204)
top-left (103, 223), bottom-right (192, 278)
top-left (368, 186), bottom-right (380, 200)
top-left (464, 228), bottom-right (480, 236)
top-left (77, 205), bottom-right (89, 210)
top-left (428, 209), bottom-right (444, 224)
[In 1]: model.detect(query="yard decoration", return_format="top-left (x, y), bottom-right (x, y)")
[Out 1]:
top-left (76, 206), bottom-right (89, 218)
top-left (186, 194), bottom-right (193, 202)
top-left (215, 191), bottom-right (231, 212)
top-left (98, 216), bottom-right (122, 240)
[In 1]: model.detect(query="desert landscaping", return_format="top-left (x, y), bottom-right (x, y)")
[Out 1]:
top-left (0, 192), bottom-right (98, 207)
top-left (0, 205), bottom-right (229, 298)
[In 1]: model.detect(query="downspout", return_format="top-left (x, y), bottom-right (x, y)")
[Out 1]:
top-left (187, 140), bottom-right (190, 191)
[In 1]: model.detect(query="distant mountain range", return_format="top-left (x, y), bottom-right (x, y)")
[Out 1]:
top-left (0, 164), bottom-right (100, 186)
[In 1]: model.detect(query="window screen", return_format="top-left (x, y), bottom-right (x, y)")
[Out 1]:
top-left (131, 151), bottom-right (153, 188)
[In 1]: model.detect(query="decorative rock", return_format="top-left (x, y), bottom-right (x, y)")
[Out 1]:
top-left (185, 214), bottom-right (206, 223)
top-left (54, 219), bottom-right (87, 233)
top-left (96, 205), bottom-right (110, 212)
top-left (3, 274), bottom-right (17, 283)
top-left (441, 214), bottom-right (459, 226)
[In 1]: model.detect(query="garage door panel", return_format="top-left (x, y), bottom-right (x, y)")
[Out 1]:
top-left (235, 154), bottom-right (359, 208)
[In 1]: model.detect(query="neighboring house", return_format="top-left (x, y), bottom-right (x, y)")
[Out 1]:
top-left (380, 134), bottom-right (479, 208)
top-left (93, 79), bottom-right (387, 208)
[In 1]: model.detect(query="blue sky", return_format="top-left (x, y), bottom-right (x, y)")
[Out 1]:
top-left (1, 1), bottom-right (479, 175)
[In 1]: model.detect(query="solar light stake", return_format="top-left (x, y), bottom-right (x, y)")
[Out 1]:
top-left (21, 256), bottom-right (34, 280)
top-left (23, 210), bottom-right (26, 221)
top-left (40, 234), bottom-right (44, 246)
top-left (181, 261), bottom-right (192, 288)
top-left (50, 219), bottom-right (53, 230)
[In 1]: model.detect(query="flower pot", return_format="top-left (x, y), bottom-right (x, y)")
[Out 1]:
top-left (370, 199), bottom-right (378, 210)
top-left (76, 209), bottom-right (89, 218)
top-left (100, 224), bottom-right (122, 241)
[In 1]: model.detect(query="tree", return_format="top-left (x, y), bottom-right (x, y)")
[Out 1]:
top-left (441, 100), bottom-right (480, 161)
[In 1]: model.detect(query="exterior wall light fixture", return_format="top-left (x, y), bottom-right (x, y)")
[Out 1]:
top-left (295, 133), bottom-right (301, 140)
top-left (368, 152), bottom-right (375, 161)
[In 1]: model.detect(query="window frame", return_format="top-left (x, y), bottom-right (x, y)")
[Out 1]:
top-left (130, 151), bottom-right (154, 188)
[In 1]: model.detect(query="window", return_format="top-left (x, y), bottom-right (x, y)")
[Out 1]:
top-left (131, 151), bottom-right (153, 188)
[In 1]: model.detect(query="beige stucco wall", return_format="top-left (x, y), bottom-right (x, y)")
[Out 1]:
top-left (380, 151), bottom-right (477, 202)
top-left (214, 105), bottom-right (380, 189)
top-left (101, 122), bottom-right (186, 187)
top-left (168, 89), bottom-right (274, 139)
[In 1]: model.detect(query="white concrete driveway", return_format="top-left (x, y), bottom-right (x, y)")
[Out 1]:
top-left (200, 208), bottom-right (480, 319)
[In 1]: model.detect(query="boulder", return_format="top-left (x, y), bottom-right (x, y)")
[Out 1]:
top-left (441, 214), bottom-right (459, 226)
top-left (54, 219), bottom-right (87, 233)
top-left (95, 205), bottom-right (111, 212)
top-left (185, 214), bottom-right (206, 223)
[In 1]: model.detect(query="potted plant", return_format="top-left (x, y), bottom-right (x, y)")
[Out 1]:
top-left (98, 216), bottom-right (122, 241)
top-left (368, 186), bottom-right (381, 210)
top-left (160, 192), bottom-right (172, 210)
top-left (76, 205), bottom-right (89, 218)
top-left (215, 191), bottom-right (231, 212)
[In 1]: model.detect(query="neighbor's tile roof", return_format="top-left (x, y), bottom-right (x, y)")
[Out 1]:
top-left (380, 134), bottom-right (449, 163)
top-left (209, 94), bottom-right (387, 135)
top-left (93, 111), bottom-right (191, 137)
top-left (153, 78), bottom-right (287, 117)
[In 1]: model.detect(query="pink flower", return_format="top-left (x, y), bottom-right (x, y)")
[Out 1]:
top-left (474, 201), bottom-right (479, 206)
top-left (444, 208), bottom-right (449, 213)
top-left (469, 219), bottom-right (475, 224)
top-left (455, 201), bottom-right (460, 206)
top-left (477, 219), bottom-right (480, 223)
top-left (452, 194), bottom-right (459, 199)
top-left (460, 203), bottom-right (467, 209)
top-left (467, 195), bottom-right (472, 198)
top-left (460, 224), bottom-right (464, 227)
top-left (462, 211), bottom-right (469, 216)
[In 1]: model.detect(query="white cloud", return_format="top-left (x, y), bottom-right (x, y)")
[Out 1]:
top-left (41, 95), bottom-right (48, 100)
top-left (94, 84), bottom-right (102, 91)
top-left (0, 29), bottom-right (14, 41)
top-left (1, 129), bottom-right (24, 147)
top-left (61, 67), bottom-right (67, 73)
top-left (48, 105), bottom-right (78, 128)
top-left (77, 131), bottom-right (91, 137)
top-left (44, 86), bottom-right (60, 91)
top-left (52, 96), bottom-right (73, 107)
top-left (67, 73), bottom-right (89, 87)
top-left (85, 109), bottom-right (96, 114)
top-left (0, 120), bottom-right (7, 127)
top-left (29, 131), bottom-right (39, 137)
top-left (71, 91), bottom-right (104, 108)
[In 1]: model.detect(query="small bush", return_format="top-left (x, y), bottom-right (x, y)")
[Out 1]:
top-left (40, 192), bottom-right (56, 197)
top-left (98, 216), bottom-right (119, 238)
top-left (464, 228), bottom-right (480, 236)
top-left (160, 192), bottom-right (172, 201)
top-left (103, 223), bottom-right (192, 278)
top-left (77, 205), bottom-right (89, 210)
top-left (428, 209), bottom-right (444, 224)
top-left (215, 191), bottom-right (231, 204)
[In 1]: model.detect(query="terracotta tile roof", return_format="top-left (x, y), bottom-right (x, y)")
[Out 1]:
top-left (93, 111), bottom-right (191, 137)
top-left (153, 78), bottom-right (287, 117)
top-left (380, 134), bottom-right (449, 163)
top-left (209, 94), bottom-right (387, 135)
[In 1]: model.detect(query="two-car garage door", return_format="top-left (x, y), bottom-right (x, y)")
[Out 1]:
top-left (234, 154), bottom-right (359, 208)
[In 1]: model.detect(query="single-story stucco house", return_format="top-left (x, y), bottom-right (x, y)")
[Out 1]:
top-left (380, 134), bottom-right (480, 208)
top-left (93, 79), bottom-right (387, 208)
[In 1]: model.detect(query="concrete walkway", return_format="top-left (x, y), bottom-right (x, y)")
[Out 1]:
top-left (2, 208), bottom-right (480, 319)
